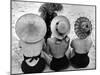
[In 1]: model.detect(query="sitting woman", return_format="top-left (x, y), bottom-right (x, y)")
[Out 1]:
top-left (15, 14), bottom-right (47, 74)
top-left (70, 17), bottom-right (92, 68)
top-left (44, 16), bottom-right (70, 71)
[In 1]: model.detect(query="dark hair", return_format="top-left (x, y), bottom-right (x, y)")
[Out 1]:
top-left (39, 3), bottom-right (63, 42)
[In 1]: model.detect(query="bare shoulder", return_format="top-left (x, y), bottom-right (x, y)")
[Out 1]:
top-left (71, 38), bottom-right (79, 44)
top-left (71, 38), bottom-right (80, 48)
top-left (85, 38), bottom-right (93, 48)
top-left (88, 38), bottom-right (92, 44)
top-left (48, 37), bottom-right (55, 42)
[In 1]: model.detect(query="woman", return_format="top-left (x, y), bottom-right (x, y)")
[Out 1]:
top-left (15, 14), bottom-right (47, 74)
top-left (70, 17), bottom-right (92, 68)
top-left (44, 16), bottom-right (70, 71)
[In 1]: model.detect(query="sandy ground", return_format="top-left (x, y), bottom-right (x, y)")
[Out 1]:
top-left (11, 1), bottom-right (96, 74)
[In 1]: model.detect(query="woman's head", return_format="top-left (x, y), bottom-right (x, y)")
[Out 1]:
top-left (51, 16), bottom-right (70, 39)
top-left (74, 17), bottom-right (92, 39)
top-left (56, 20), bottom-right (70, 36)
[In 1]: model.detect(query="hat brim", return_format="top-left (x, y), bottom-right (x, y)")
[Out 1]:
top-left (15, 13), bottom-right (47, 43)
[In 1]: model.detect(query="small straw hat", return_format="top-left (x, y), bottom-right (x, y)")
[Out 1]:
top-left (51, 16), bottom-right (70, 39)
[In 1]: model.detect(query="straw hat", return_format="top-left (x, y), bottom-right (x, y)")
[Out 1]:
top-left (51, 16), bottom-right (70, 39)
top-left (15, 13), bottom-right (47, 43)
top-left (74, 17), bottom-right (92, 39)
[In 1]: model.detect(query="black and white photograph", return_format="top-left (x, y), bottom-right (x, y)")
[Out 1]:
top-left (11, 0), bottom-right (96, 74)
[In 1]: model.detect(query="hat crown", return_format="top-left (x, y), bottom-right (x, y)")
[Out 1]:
top-left (51, 16), bottom-right (70, 39)
top-left (56, 21), bottom-right (69, 34)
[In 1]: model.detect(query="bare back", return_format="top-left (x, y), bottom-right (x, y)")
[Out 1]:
top-left (48, 37), bottom-right (70, 58)
top-left (19, 39), bottom-right (44, 57)
top-left (71, 38), bottom-right (92, 54)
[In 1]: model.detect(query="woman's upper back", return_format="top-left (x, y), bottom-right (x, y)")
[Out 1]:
top-left (71, 38), bottom-right (92, 54)
top-left (47, 37), bottom-right (70, 58)
top-left (19, 39), bottom-right (44, 57)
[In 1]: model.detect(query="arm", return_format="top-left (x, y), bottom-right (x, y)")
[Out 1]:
top-left (66, 37), bottom-right (70, 47)
top-left (64, 37), bottom-right (70, 58)
top-left (69, 40), bottom-right (76, 58)
top-left (16, 40), bottom-right (24, 61)
top-left (64, 36), bottom-right (70, 50)
top-left (41, 51), bottom-right (52, 66)
top-left (86, 39), bottom-right (93, 52)
top-left (70, 40), bottom-right (74, 48)
top-left (42, 39), bottom-right (47, 52)
top-left (42, 39), bottom-right (52, 66)
top-left (43, 38), bottom-right (51, 55)
top-left (18, 40), bottom-right (22, 49)
top-left (89, 39), bottom-right (93, 49)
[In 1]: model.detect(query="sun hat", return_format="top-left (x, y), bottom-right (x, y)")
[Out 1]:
top-left (15, 13), bottom-right (47, 43)
top-left (74, 17), bottom-right (92, 39)
top-left (51, 16), bottom-right (70, 39)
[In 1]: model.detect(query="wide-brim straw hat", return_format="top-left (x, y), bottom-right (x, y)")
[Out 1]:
top-left (51, 16), bottom-right (70, 39)
top-left (15, 13), bottom-right (47, 43)
top-left (74, 17), bottom-right (92, 39)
